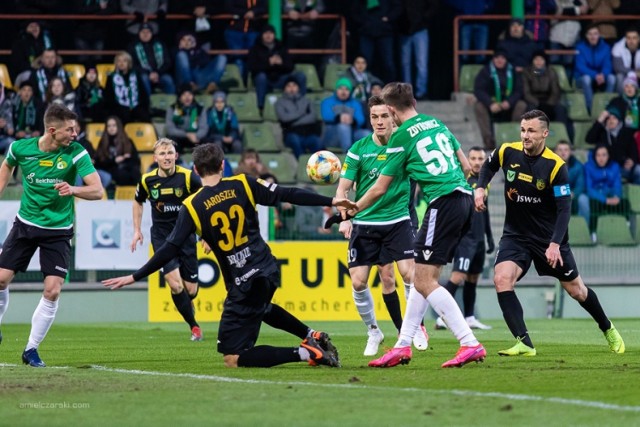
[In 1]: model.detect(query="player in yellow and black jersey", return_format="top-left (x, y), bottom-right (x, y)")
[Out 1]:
top-left (130, 138), bottom-right (203, 341)
top-left (105, 143), bottom-right (357, 368)
top-left (475, 110), bottom-right (625, 356)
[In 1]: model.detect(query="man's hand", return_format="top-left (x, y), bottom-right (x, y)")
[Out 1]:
top-left (102, 275), bottom-right (135, 290)
top-left (545, 242), bottom-right (563, 269)
top-left (53, 182), bottom-right (74, 197)
top-left (338, 220), bottom-right (352, 238)
top-left (474, 187), bottom-right (487, 212)
top-left (486, 238), bottom-right (495, 254)
top-left (332, 197), bottom-right (357, 210)
top-left (130, 230), bottom-right (143, 252)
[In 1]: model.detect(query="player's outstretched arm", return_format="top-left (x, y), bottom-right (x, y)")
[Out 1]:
top-left (103, 275), bottom-right (135, 289)
top-left (130, 202), bottom-right (144, 252)
top-left (58, 171), bottom-right (104, 200)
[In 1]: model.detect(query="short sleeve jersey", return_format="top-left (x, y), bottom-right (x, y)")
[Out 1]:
top-left (381, 114), bottom-right (472, 204)
top-left (135, 165), bottom-right (202, 232)
top-left (341, 134), bottom-right (410, 224)
top-left (5, 137), bottom-right (96, 229)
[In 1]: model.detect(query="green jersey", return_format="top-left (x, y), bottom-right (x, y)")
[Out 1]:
top-left (5, 137), bottom-right (96, 229)
top-left (382, 114), bottom-right (472, 204)
top-left (342, 134), bottom-right (410, 224)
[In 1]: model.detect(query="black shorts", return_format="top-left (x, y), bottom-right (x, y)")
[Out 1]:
top-left (217, 273), bottom-right (279, 355)
top-left (0, 218), bottom-right (73, 278)
top-left (151, 227), bottom-right (198, 282)
top-left (348, 220), bottom-right (415, 268)
top-left (495, 236), bottom-right (579, 282)
top-left (414, 191), bottom-right (473, 265)
top-left (451, 236), bottom-right (485, 275)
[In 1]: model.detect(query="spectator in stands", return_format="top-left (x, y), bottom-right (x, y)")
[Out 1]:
top-left (282, 0), bottom-right (325, 66)
top-left (448, 0), bottom-right (495, 65)
top-left (321, 77), bottom-right (368, 152)
top-left (522, 51), bottom-right (573, 141)
top-left (247, 24), bottom-right (307, 114)
top-left (606, 72), bottom-right (639, 130)
top-left (94, 115), bottom-right (141, 187)
top-left (165, 85), bottom-right (208, 151)
top-left (11, 81), bottom-right (44, 140)
top-left (583, 144), bottom-right (631, 233)
top-left (72, 0), bottom-right (118, 64)
top-left (169, 1), bottom-right (223, 50)
top-left (586, 0), bottom-right (619, 45)
top-left (224, 0), bottom-right (268, 80)
top-left (574, 24), bottom-right (616, 113)
top-left (74, 122), bottom-right (112, 190)
top-left (396, 0), bottom-right (437, 100)
top-left (29, 49), bottom-right (71, 103)
top-left (128, 22), bottom-right (175, 96)
top-left (202, 91), bottom-right (242, 154)
top-left (104, 51), bottom-right (151, 124)
top-left (473, 49), bottom-right (527, 149)
top-left (549, 0), bottom-right (588, 69)
top-left (524, 0), bottom-right (558, 46)
top-left (586, 105), bottom-right (640, 184)
top-left (234, 147), bottom-right (271, 177)
top-left (347, 56), bottom-right (383, 106)
top-left (174, 31), bottom-right (227, 95)
top-left (275, 75), bottom-right (323, 158)
top-left (349, 0), bottom-right (401, 84)
top-left (75, 64), bottom-right (106, 123)
top-left (120, 0), bottom-right (169, 37)
top-left (0, 84), bottom-right (16, 155)
top-left (496, 18), bottom-right (541, 73)
top-left (45, 77), bottom-right (79, 117)
top-left (554, 140), bottom-right (588, 222)
top-left (611, 27), bottom-right (640, 93)
top-left (9, 21), bottom-right (54, 88)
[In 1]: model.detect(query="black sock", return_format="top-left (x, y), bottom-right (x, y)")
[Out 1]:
top-left (382, 290), bottom-right (403, 332)
top-left (189, 286), bottom-right (199, 300)
top-left (263, 304), bottom-right (309, 340)
top-left (171, 289), bottom-right (198, 329)
top-left (442, 280), bottom-right (458, 297)
top-left (497, 291), bottom-right (533, 348)
top-left (462, 280), bottom-right (477, 318)
top-left (237, 345), bottom-right (300, 367)
top-left (578, 287), bottom-right (612, 332)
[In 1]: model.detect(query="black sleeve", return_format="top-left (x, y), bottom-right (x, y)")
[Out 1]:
top-left (477, 148), bottom-right (501, 188)
top-left (248, 176), bottom-right (333, 207)
top-left (484, 208), bottom-right (493, 241)
top-left (132, 208), bottom-right (197, 281)
top-left (551, 165), bottom-right (571, 244)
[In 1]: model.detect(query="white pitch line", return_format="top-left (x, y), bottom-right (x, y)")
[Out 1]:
top-left (3, 363), bottom-right (638, 413)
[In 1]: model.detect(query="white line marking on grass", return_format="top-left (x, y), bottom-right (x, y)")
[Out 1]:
top-left (3, 362), bottom-right (639, 413)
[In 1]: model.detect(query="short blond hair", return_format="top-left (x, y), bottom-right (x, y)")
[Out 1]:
top-left (153, 138), bottom-right (177, 152)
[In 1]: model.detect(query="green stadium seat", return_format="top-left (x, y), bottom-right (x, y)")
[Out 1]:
top-left (323, 63), bottom-right (350, 92)
top-left (493, 122), bottom-right (521, 147)
top-left (596, 214), bottom-right (636, 246)
top-left (546, 122), bottom-right (570, 149)
top-left (624, 183), bottom-right (640, 213)
top-left (572, 121), bottom-right (592, 150)
top-left (150, 93), bottom-right (177, 114)
top-left (262, 94), bottom-right (280, 122)
top-left (195, 94), bottom-right (213, 109)
top-left (563, 92), bottom-right (590, 122)
top-left (551, 65), bottom-right (573, 92)
top-left (591, 92), bottom-right (618, 119)
top-left (459, 64), bottom-right (483, 93)
top-left (0, 185), bottom-right (23, 200)
top-left (568, 215), bottom-right (595, 246)
top-left (294, 63), bottom-right (322, 92)
top-left (227, 92), bottom-right (262, 122)
top-left (260, 152), bottom-right (298, 184)
top-left (241, 122), bottom-right (280, 152)
top-left (219, 63), bottom-right (246, 92)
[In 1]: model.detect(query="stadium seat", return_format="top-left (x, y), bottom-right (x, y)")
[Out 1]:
top-left (551, 65), bottom-right (573, 93)
top-left (572, 121), bottom-right (592, 150)
top-left (563, 92), bottom-right (590, 122)
top-left (294, 63), bottom-right (322, 92)
top-left (124, 122), bottom-right (158, 152)
top-left (459, 64), bottom-right (483, 93)
top-left (63, 63), bottom-right (85, 90)
top-left (227, 92), bottom-right (262, 122)
top-left (96, 63), bottom-right (115, 88)
top-left (596, 214), bottom-right (636, 246)
top-left (568, 215), bottom-right (595, 246)
top-left (219, 63), bottom-right (246, 92)
top-left (195, 94), bottom-right (214, 109)
top-left (150, 93), bottom-right (177, 115)
top-left (0, 63), bottom-right (13, 89)
top-left (262, 94), bottom-right (279, 122)
top-left (493, 122), bottom-right (521, 147)
top-left (591, 92), bottom-right (618, 119)
top-left (85, 122), bottom-right (105, 149)
top-left (114, 185), bottom-right (137, 200)
top-left (139, 153), bottom-right (156, 174)
top-left (242, 122), bottom-right (280, 152)
top-left (323, 63), bottom-right (350, 92)
top-left (259, 152), bottom-right (298, 184)
top-left (0, 185), bottom-right (23, 200)
top-left (625, 183), bottom-right (640, 213)
top-left (546, 122), bottom-right (570, 149)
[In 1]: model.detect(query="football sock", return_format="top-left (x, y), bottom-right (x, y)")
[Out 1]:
top-left (26, 296), bottom-right (58, 350)
top-left (396, 287), bottom-right (429, 347)
top-left (237, 346), bottom-right (299, 367)
top-left (579, 287), bottom-right (612, 332)
top-left (353, 287), bottom-right (377, 328)
top-left (0, 288), bottom-right (8, 323)
top-left (263, 303), bottom-right (308, 339)
top-left (442, 280), bottom-right (458, 296)
top-left (382, 290), bottom-right (403, 332)
top-left (171, 289), bottom-right (198, 329)
top-left (462, 280), bottom-right (477, 318)
top-left (188, 286), bottom-right (199, 300)
top-left (404, 282), bottom-right (425, 327)
top-left (497, 290), bottom-right (534, 348)
top-left (428, 287), bottom-right (478, 347)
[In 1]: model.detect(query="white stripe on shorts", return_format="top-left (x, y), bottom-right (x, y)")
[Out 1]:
top-left (424, 208), bottom-right (437, 246)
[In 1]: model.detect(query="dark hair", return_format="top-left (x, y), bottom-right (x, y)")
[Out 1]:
top-left (555, 139), bottom-right (571, 148)
top-left (381, 82), bottom-right (414, 110)
top-left (521, 109), bottom-right (550, 128)
top-left (96, 115), bottom-right (133, 162)
top-left (468, 146), bottom-right (485, 154)
top-left (44, 103), bottom-right (77, 128)
top-left (367, 95), bottom-right (385, 110)
top-left (193, 143), bottom-right (224, 176)
top-left (625, 26), bottom-right (640, 36)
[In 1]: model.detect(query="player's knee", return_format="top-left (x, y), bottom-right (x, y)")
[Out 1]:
top-left (493, 272), bottom-right (515, 292)
top-left (167, 280), bottom-right (184, 294)
top-left (223, 354), bottom-right (240, 368)
top-left (351, 281), bottom-right (368, 292)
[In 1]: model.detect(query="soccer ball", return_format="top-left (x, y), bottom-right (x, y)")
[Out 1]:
top-left (306, 150), bottom-right (342, 184)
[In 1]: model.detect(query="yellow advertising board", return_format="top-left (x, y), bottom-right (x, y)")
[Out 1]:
top-left (149, 241), bottom-right (407, 322)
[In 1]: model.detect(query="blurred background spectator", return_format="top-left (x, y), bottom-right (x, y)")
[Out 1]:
top-left (202, 91), bottom-right (243, 154)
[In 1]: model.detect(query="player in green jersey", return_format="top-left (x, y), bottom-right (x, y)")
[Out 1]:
top-left (354, 82), bottom-right (487, 368)
top-left (0, 104), bottom-right (103, 367)
top-left (335, 96), bottom-right (428, 356)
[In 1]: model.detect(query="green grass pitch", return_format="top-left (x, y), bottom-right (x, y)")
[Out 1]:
top-left (1, 319), bottom-right (639, 426)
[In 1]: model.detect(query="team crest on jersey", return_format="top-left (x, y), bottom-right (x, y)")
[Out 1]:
top-left (536, 179), bottom-right (546, 190)
top-left (175, 188), bottom-right (183, 198)
top-left (506, 170), bottom-right (516, 182)
top-left (151, 189), bottom-right (159, 199)
top-left (56, 159), bottom-right (67, 169)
